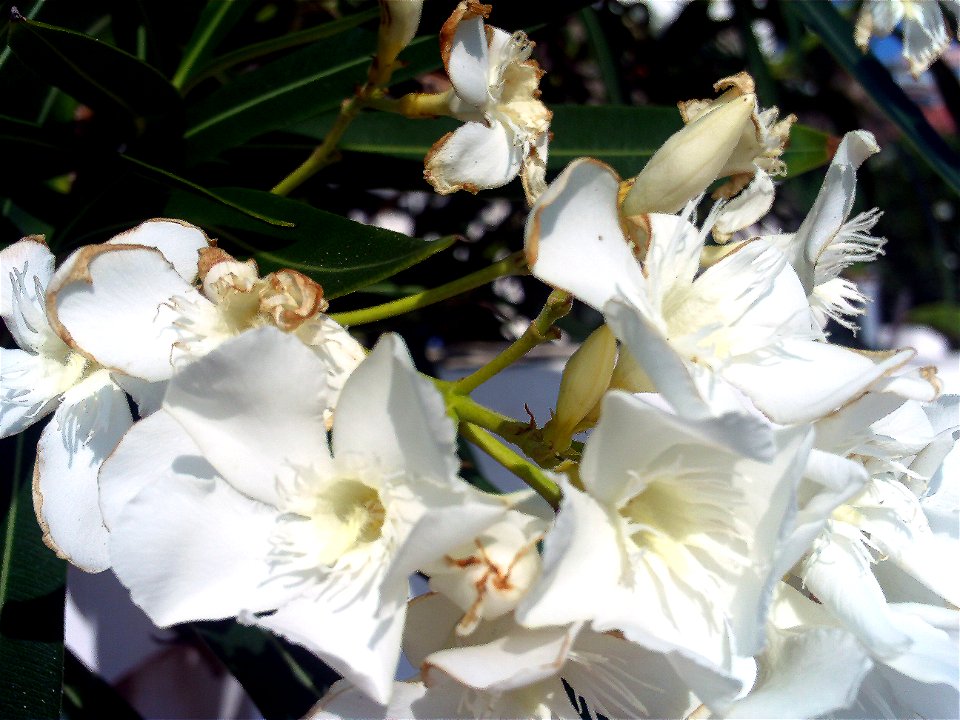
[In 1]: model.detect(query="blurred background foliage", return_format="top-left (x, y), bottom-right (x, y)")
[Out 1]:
top-left (0, 0), bottom-right (957, 718)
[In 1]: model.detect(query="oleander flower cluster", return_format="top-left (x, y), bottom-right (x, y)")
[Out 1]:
top-left (2, 3), bottom-right (958, 718)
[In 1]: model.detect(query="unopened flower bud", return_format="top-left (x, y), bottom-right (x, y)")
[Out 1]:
top-left (374, 0), bottom-right (424, 81)
top-left (423, 512), bottom-right (546, 636)
top-left (621, 88), bottom-right (755, 216)
top-left (544, 324), bottom-right (616, 450)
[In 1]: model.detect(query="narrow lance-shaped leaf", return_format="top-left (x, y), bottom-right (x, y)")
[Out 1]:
top-left (165, 187), bottom-right (455, 298)
top-left (183, 7), bottom-right (381, 92)
top-left (183, 30), bottom-right (443, 163)
top-left (0, 433), bottom-right (67, 720)
top-left (171, 0), bottom-right (255, 90)
top-left (7, 11), bottom-right (181, 129)
top-left (787, 0), bottom-right (960, 195)
top-left (290, 105), bottom-right (834, 180)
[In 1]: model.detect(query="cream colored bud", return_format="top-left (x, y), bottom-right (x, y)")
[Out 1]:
top-left (375, 0), bottom-right (424, 74)
top-left (621, 92), bottom-right (755, 216)
top-left (545, 325), bottom-right (616, 451)
top-left (609, 346), bottom-right (655, 394)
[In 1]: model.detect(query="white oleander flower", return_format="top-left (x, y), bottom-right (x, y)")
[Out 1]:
top-left (424, 1), bottom-right (551, 204)
top-left (1, 221), bottom-right (209, 572)
top-left (855, 0), bottom-right (960, 77)
top-left (525, 157), bottom-right (914, 435)
top-left (515, 391), bottom-right (816, 712)
top-left (311, 593), bottom-right (701, 720)
top-left (99, 328), bottom-right (507, 703)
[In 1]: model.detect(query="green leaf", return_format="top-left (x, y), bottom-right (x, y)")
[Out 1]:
top-left (782, 124), bottom-right (836, 178)
top-left (165, 187), bottom-right (455, 298)
top-left (290, 105), bottom-right (833, 180)
top-left (183, 29), bottom-right (375, 162)
top-left (170, 0), bottom-right (255, 90)
top-left (184, 7), bottom-right (381, 91)
top-left (0, 433), bottom-right (67, 720)
top-left (193, 620), bottom-right (339, 720)
top-left (118, 155), bottom-right (294, 227)
top-left (7, 12), bottom-right (181, 129)
top-left (62, 649), bottom-right (142, 720)
top-left (787, 0), bottom-right (960, 195)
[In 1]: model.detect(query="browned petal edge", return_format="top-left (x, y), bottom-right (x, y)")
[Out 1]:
top-left (32, 448), bottom-right (70, 562)
top-left (525, 156), bottom-right (624, 269)
top-left (107, 217), bottom-right (214, 248)
top-left (423, 130), bottom-right (481, 195)
top-left (713, 70), bottom-right (755, 97)
top-left (439, 0), bottom-right (492, 74)
top-left (196, 246), bottom-right (238, 280)
top-left (712, 171), bottom-right (753, 200)
top-left (44, 243), bottom-right (168, 366)
top-left (918, 365), bottom-right (943, 398)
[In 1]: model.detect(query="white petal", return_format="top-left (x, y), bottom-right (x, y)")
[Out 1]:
top-left (712, 170), bottom-right (776, 242)
top-left (446, 13), bottom-right (490, 109)
top-left (604, 297), bottom-right (709, 419)
top-left (425, 121), bottom-right (522, 194)
top-left (110, 470), bottom-right (288, 627)
top-left (792, 130), bottom-right (879, 291)
top-left (403, 592), bottom-right (466, 669)
top-left (722, 425), bottom-right (812, 657)
top-left (333, 333), bottom-right (456, 482)
top-left (722, 341), bottom-right (913, 425)
top-left (258, 577), bottom-right (407, 705)
top-left (309, 679), bottom-right (390, 720)
top-left (643, 210), bottom-right (706, 308)
top-left (0, 237), bottom-right (57, 353)
top-left (382, 485), bottom-right (507, 604)
top-left (526, 158), bottom-right (645, 312)
top-left (164, 327), bottom-right (332, 506)
top-left (0, 348), bottom-right (64, 437)
top-left (107, 219), bottom-right (210, 283)
top-left (48, 244), bottom-right (201, 382)
top-left (109, 373), bottom-right (166, 418)
top-left (802, 531), bottom-right (912, 659)
top-left (774, 450), bottom-right (868, 579)
top-left (516, 479), bottom-right (624, 629)
top-left (724, 627), bottom-right (873, 719)
top-left (34, 371), bottom-right (131, 573)
top-left (99, 409), bottom-right (197, 530)
top-left (423, 622), bottom-right (577, 693)
top-left (563, 630), bottom-right (700, 720)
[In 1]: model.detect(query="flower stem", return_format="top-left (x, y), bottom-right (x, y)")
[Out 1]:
top-left (271, 95), bottom-right (365, 196)
top-left (460, 423), bottom-right (561, 509)
top-left (454, 289), bottom-right (572, 394)
top-left (329, 252), bottom-right (527, 326)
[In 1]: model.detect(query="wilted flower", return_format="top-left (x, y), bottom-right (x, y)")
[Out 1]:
top-left (423, 1), bottom-right (551, 204)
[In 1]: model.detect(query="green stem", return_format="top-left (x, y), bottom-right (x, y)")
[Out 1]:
top-left (460, 423), bottom-right (561, 509)
top-left (271, 95), bottom-right (365, 196)
top-left (449, 393), bottom-right (531, 439)
top-left (330, 253), bottom-right (527, 326)
top-left (454, 290), bottom-right (572, 394)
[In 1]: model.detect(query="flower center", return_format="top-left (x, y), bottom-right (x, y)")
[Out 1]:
top-left (314, 478), bottom-right (386, 550)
